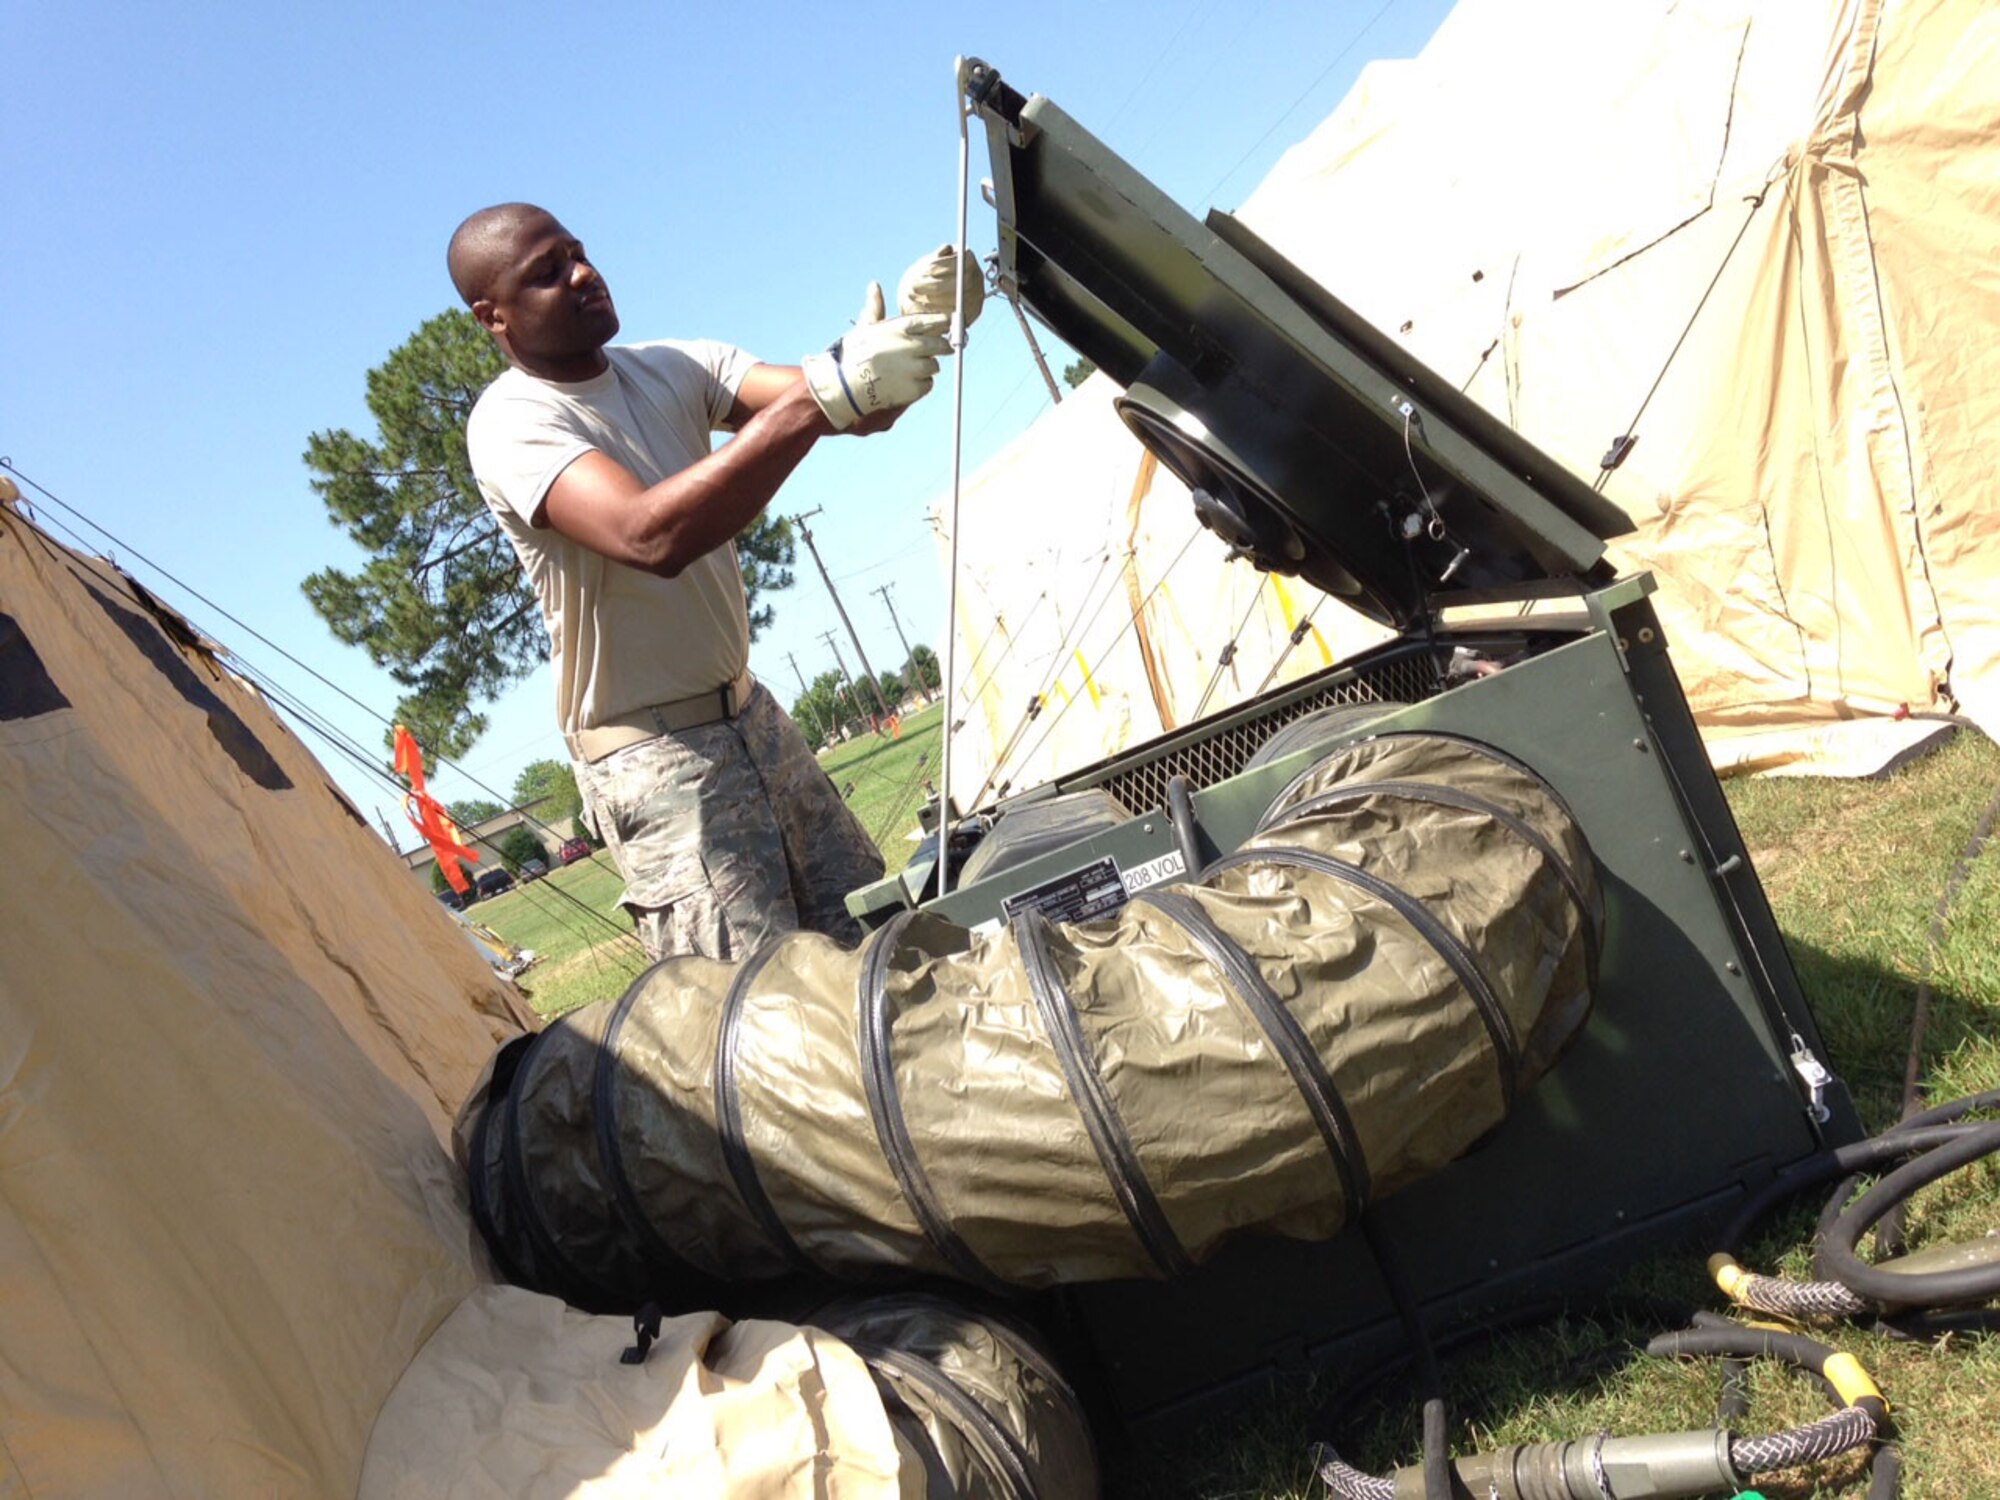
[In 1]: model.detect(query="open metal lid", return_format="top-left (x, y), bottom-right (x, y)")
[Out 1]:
top-left (966, 59), bottom-right (1632, 630)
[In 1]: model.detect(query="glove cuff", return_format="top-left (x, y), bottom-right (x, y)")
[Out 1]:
top-left (801, 342), bottom-right (861, 431)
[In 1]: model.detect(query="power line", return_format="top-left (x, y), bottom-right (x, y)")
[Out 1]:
top-left (0, 458), bottom-right (644, 956)
top-left (1197, 0), bottom-right (1402, 206)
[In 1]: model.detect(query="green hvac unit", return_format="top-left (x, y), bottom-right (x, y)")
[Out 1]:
top-left (841, 62), bottom-right (1858, 1423)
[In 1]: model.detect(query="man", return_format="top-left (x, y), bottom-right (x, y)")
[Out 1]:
top-left (449, 202), bottom-right (979, 960)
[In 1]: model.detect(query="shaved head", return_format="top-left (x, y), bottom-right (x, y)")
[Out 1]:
top-left (446, 203), bottom-right (618, 380)
top-left (447, 202), bottom-right (552, 305)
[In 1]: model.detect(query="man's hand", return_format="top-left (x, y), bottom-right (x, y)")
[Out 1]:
top-left (801, 284), bottom-right (950, 431)
top-left (897, 244), bottom-right (985, 329)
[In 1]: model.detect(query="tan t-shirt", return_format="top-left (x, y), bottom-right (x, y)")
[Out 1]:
top-left (468, 339), bottom-right (760, 734)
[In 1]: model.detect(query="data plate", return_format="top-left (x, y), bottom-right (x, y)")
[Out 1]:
top-left (1000, 855), bottom-right (1130, 924)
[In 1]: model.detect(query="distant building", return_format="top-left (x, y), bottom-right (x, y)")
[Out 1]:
top-left (400, 796), bottom-right (567, 881)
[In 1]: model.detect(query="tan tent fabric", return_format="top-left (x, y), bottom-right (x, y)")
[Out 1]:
top-left (941, 0), bottom-right (2000, 800)
top-left (0, 507), bottom-right (533, 1496)
top-left (359, 1288), bottom-right (923, 1500)
top-left (360, 1288), bottom-right (1099, 1500)
top-left (1, 507), bottom-right (1102, 1498)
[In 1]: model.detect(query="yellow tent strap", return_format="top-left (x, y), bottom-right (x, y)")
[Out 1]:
top-left (1073, 650), bottom-right (1102, 709)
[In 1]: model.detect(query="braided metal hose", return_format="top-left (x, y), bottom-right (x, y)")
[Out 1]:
top-left (1731, 1404), bottom-right (1877, 1476)
top-left (1313, 1446), bottom-right (1392, 1500)
top-left (1314, 1318), bottom-right (1886, 1500)
top-left (1711, 1265), bottom-right (1870, 1321)
top-left (1710, 1094), bottom-right (2000, 1322)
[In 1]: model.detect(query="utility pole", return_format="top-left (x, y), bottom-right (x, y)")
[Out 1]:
top-left (819, 630), bottom-right (869, 733)
top-left (375, 805), bottom-right (403, 850)
top-left (793, 508), bottom-right (894, 721)
top-left (785, 651), bottom-right (823, 744)
top-left (871, 581), bottom-right (930, 703)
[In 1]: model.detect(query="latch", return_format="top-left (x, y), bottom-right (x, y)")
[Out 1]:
top-left (1788, 1034), bottom-right (1833, 1124)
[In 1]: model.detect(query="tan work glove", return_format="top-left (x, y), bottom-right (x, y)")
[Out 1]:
top-left (801, 283), bottom-right (951, 431)
top-left (897, 244), bottom-right (985, 329)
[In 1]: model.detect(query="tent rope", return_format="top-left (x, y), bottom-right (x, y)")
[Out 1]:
top-left (0, 457), bottom-right (646, 956)
top-left (978, 522), bottom-right (1206, 809)
top-left (964, 543), bottom-right (1144, 811)
top-left (1190, 571), bottom-right (1273, 721)
top-left (1251, 587), bottom-right (1335, 696)
top-left (1591, 188), bottom-right (1770, 494)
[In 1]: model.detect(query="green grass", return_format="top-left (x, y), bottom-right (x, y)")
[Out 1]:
top-left (819, 700), bottom-right (945, 876)
top-left (468, 851), bottom-right (649, 1018)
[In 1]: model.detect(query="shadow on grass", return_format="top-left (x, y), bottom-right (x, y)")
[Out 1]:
top-left (1787, 936), bottom-right (1997, 1132)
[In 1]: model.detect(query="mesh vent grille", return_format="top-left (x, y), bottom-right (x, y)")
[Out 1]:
top-left (1084, 650), bottom-right (1445, 814)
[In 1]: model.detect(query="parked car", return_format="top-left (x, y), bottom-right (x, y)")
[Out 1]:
top-left (558, 837), bottom-right (592, 866)
top-left (434, 886), bottom-right (466, 911)
top-left (519, 859), bottom-right (549, 881)
top-left (473, 868), bottom-right (516, 900)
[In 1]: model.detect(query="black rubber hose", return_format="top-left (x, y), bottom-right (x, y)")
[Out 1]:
top-left (1897, 1086), bottom-right (2000, 1131)
top-left (1650, 1316), bottom-right (1843, 1382)
top-left (1716, 1355), bottom-right (1752, 1425)
top-left (1815, 1120), bottom-right (2000, 1308)
top-left (1715, 1124), bottom-right (1977, 1258)
top-left (1359, 1213), bottom-right (1451, 1500)
top-left (1870, 1444), bottom-right (1904, 1500)
top-left (1709, 1109), bottom-right (2000, 1320)
top-left (1165, 774), bottom-right (1205, 880)
top-left (1319, 1314), bottom-right (1885, 1500)
top-left (1650, 1318), bottom-right (1887, 1486)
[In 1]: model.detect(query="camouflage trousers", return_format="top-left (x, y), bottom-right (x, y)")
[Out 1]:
top-left (575, 680), bottom-right (884, 962)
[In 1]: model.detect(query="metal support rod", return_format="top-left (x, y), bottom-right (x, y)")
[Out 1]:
top-left (939, 56), bottom-right (976, 891)
top-left (794, 507), bottom-right (894, 722)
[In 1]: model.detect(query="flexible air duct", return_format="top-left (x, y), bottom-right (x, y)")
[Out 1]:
top-left (358, 1288), bottom-right (1096, 1500)
top-left (812, 1294), bottom-right (1100, 1500)
top-left (461, 731), bottom-right (1601, 1309)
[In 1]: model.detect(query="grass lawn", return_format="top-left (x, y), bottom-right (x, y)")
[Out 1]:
top-left (471, 717), bottom-right (2000, 1498)
top-left (819, 699), bottom-right (945, 876)
top-left (469, 851), bottom-right (649, 1018)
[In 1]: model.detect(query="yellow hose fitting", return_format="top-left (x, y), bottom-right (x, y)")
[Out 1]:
top-left (1708, 1252), bottom-right (1746, 1297)
top-left (1823, 1351), bottom-right (1886, 1410)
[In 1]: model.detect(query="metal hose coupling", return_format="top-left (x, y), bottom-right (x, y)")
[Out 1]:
top-left (1378, 1428), bottom-right (1740, 1499)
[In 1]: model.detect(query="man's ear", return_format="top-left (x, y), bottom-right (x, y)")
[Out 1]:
top-left (473, 298), bottom-right (503, 334)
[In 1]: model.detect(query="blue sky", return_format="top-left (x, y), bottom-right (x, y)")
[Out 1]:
top-left (3, 0), bottom-right (1453, 844)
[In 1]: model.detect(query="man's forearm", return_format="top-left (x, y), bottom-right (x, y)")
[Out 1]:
top-left (632, 378), bottom-right (828, 576)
